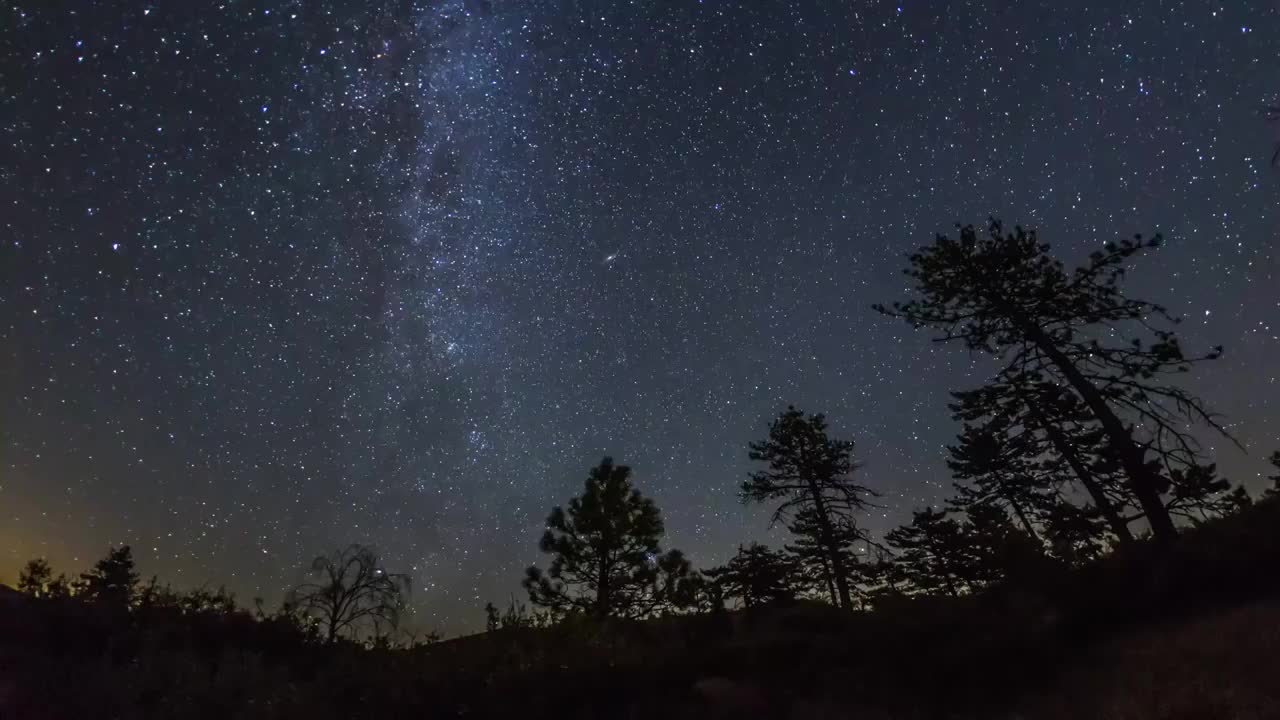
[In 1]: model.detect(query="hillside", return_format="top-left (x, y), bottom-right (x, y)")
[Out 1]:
top-left (3, 498), bottom-right (1280, 719)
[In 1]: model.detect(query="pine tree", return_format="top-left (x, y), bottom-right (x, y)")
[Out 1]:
top-left (884, 508), bottom-right (970, 597)
top-left (703, 543), bottom-right (798, 609)
top-left (950, 375), bottom-right (1137, 545)
top-left (1162, 463), bottom-right (1253, 523)
top-left (1041, 501), bottom-right (1110, 566)
top-left (785, 506), bottom-right (869, 604)
top-left (744, 407), bottom-right (875, 610)
top-left (946, 420), bottom-right (1052, 544)
top-left (961, 502), bottom-right (1051, 589)
top-left (878, 220), bottom-right (1235, 541)
top-left (524, 458), bottom-right (692, 619)
top-left (79, 545), bottom-right (139, 608)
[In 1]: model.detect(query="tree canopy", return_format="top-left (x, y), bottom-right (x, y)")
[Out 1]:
top-left (745, 407), bottom-right (876, 610)
top-left (524, 457), bottom-right (693, 619)
top-left (877, 219), bottom-right (1236, 541)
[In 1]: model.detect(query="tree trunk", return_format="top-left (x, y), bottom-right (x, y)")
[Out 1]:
top-left (596, 553), bottom-right (611, 618)
top-left (1006, 495), bottom-right (1042, 545)
top-left (818, 553), bottom-right (838, 604)
top-left (1021, 398), bottom-right (1136, 544)
top-left (1016, 321), bottom-right (1177, 541)
top-left (806, 484), bottom-right (854, 610)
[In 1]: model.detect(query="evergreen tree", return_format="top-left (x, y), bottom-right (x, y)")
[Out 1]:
top-left (524, 457), bottom-right (692, 619)
top-left (951, 375), bottom-right (1137, 545)
top-left (946, 420), bottom-right (1052, 544)
top-left (1161, 463), bottom-right (1253, 523)
top-left (961, 502), bottom-right (1051, 589)
top-left (744, 407), bottom-right (876, 609)
top-left (885, 508), bottom-right (970, 597)
top-left (17, 558), bottom-right (53, 597)
top-left (79, 545), bottom-right (139, 608)
top-left (877, 220), bottom-right (1235, 541)
top-left (785, 506), bottom-right (869, 604)
top-left (1041, 501), bottom-right (1110, 566)
top-left (703, 543), bottom-right (798, 609)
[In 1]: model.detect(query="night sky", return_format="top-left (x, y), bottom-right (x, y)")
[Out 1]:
top-left (2, 1), bottom-right (1278, 634)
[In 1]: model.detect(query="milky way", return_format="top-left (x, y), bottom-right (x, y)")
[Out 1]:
top-left (3, 1), bottom-right (1278, 633)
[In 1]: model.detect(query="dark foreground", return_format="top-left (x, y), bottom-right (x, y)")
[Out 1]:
top-left (4, 500), bottom-right (1280, 720)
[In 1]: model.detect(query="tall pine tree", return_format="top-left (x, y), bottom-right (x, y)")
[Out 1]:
top-left (878, 220), bottom-right (1235, 541)
top-left (743, 407), bottom-right (876, 610)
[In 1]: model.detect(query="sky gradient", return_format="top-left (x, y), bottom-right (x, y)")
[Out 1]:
top-left (2, 0), bottom-right (1278, 634)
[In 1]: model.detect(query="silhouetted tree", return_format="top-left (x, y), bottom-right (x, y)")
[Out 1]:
top-left (17, 558), bottom-right (53, 597)
top-left (860, 554), bottom-right (910, 606)
top-left (290, 544), bottom-right (410, 644)
top-left (703, 543), bottom-right (798, 609)
top-left (1042, 501), bottom-right (1110, 566)
top-left (744, 407), bottom-right (876, 609)
top-left (495, 596), bottom-right (541, 629)
top-left (136, 576), bottom-right (182, 610)
top-left (951, 375), bottom-right (1137, 545)
top-left (1162, 463), bottom-right (1252, 523)
top-left (962, 502), bottom-right (1053, 589)
top-left (79, 545), bottom-right (139, 607)
top-left (524, 457), bottom-right (693, 619)
top-left (484, 602), bottom-right (501, 633)
top-left (785, 506), bottom-right (873, 604)
top-left (885, 508), bottom-right (970, 597)
top-left (947, 421), bottom-right (1051, 544)
top-left (651, 548), bottom-right (701, 614)
top-left (691, 571), bottom-right (728, 613)
top-left (878, 220), bottom-right (1235, 541)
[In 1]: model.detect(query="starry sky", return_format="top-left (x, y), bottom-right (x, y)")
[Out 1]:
top-left (2, 0), bottom-right (1278, 634)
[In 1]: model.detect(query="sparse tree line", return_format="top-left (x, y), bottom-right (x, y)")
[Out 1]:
top-left (15, 543), bottom-right (433, 648)
top-left (14, 219), bottom-right (1280, 640)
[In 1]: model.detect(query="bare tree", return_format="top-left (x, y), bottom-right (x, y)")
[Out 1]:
top-left (290, 544), bottom-right (410, 644)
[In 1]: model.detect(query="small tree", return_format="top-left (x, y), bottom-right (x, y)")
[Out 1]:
top-left (290, 544), bottom-right (410, 644)
top-left (1042, 501), bottom-right (1110, 566)
top-left (885, 508), bottom-right (970, 597)
top-left (744, 407), bottom-right (876, 610)
top-left (524, 457), bottom-right (692, 619)
top-left (18, 558), bottom-right (53, 597)
top-left (704, 543), bottom-right (798, 609)
top-left (79, 545), bottom-right (139, 607)
top-left (1161, 464), bottom-right (1252, 523)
